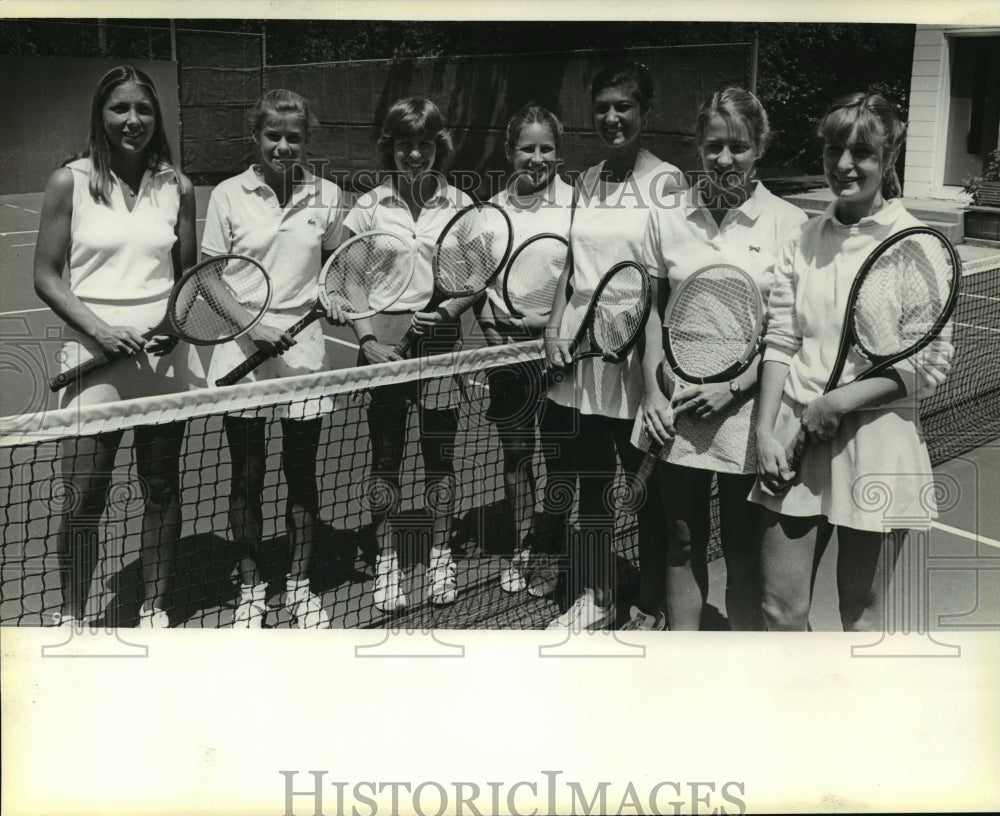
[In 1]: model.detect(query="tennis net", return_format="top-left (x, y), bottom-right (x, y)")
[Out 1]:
top-left (1, 252), bottom-right (998, 630)
top-left (0, 340), bottom-right (635, 629)
top-left (920, 252), bottom-right (1000, 462)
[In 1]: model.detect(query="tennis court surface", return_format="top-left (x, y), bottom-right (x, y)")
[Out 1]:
top-left (2, 191), bottom-right (999, 631)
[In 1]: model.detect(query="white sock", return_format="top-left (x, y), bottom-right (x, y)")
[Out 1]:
top-left (429, 545), bottom-right (452, 564)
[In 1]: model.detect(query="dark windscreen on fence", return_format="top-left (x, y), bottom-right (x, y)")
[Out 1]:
top-left (267, 42), bottom-right (753, 195)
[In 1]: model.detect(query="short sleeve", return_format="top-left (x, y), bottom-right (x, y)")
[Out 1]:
top-left (200, 187), bottom-right (232, 256)
top-left (640, 208), bottom-right (666, 280)
top-left (344, 191), bottom-right (376, 235)
top-left (321, 183), bottom-right (347, 251)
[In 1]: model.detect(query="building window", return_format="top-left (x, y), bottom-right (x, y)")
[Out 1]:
top-left (943, 35), bottom-right (1000, 187)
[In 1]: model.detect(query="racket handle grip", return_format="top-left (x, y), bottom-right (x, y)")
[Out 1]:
top-left (393, 328), bottom-right (417, 358)
top-left (631, 441), bottom-right (663, 492)
top-left (393, 294), bottom-right (446, 358)
top-left (215, 308), bottom-right (321, 387)
top-left (784, 427), bottom-right (808, 479)
top-left (49, 351), bottom-right (113, 392)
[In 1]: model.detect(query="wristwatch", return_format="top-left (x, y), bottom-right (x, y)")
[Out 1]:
top-left (729, 379), bottom-right (742, 395)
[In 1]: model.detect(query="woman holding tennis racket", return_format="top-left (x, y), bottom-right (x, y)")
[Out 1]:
top-left (543, 61), bottom-right (686, 630)
top-left (201, 89), bottom-right (347, 628)
top-left (34, 66), bottom-right (196, 628)
top-left (344, 97), bottom-right (478, 614)
top-left (479, 103), bottom-right (574, 595)
top-left (633, 89), bottom-right (807, 631)
top-left (750, 93), bottom-right (954, 631)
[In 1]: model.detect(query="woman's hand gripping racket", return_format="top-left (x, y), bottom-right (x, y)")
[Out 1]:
top-left (216, 231), bottom-right (415, 386)
top-left (632, 264), bottom-right (765, 487)
top-left (501, 233), bottom-right (569, 321)
top-left (394, 202), bottom-right (513, 357)
top-left (783, 226), bottom-right (961, 477)
top-left (546, 260), bottom-right (652, 383)
top-left (49, 254), bottom-right (271, 392)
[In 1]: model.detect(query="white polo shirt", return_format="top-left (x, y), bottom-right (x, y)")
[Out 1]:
top-left (487, 175), bottom-right (574, 319)
top-left (201, 166), bottom-right (346, 311)
top-left (642, 181), bottom-right (808, 304)
top-left (637, 182), bottom-right (807, 474)
top-left (343, 179), bottom-right (473, 312)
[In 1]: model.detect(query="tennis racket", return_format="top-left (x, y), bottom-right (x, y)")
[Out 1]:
top-left (784, 226), bottom-right (961, 475)
top-left (632, 263), bottom-right (766, 486)
top-left (49, 254), bottom-right (271, 392)
top-left (501, 233), bottom-right (569, 318)
top-left (548, 260), bottom-right (652, 382)
top-left (394, 202), bottom-right (513, 356)
top-left (215, 231), bottom-right (415, 386)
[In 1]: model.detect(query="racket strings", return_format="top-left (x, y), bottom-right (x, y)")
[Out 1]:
top-left (592, 266), bottom-right (648, 353)
top-left (853, 234), bottom-right (956, 357)
top-left (325, 235), bottom-right (411, 314)
top-left (172, 257), bottom-right (269, 342)
top-left (436, 207), bottom-right (511, 295)
top-left (669, 270), bottom-right (761, 378)
top-left (505, 237), bottom-right (567, 315)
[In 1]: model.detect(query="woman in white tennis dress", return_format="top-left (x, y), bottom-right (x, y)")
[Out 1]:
top-left (34, 66), bottom-right (196, 629)
top-left (543, 61), bottom-right (687, 630)
top-left (750, 93), bottom-right (954, 631)
top-left (634, 88), bottom-right (806, 631)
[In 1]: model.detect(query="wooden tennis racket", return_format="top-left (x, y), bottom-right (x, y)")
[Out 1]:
top-left (547, 260), bottom-right (652, 385)
top-left (216, 231), bottom-right (415, 386)
top-left (784, 226), bottom-right (960, 475)
top-left (50, 254), bottom-right (271, 392)
top-left (501, 233), bottom-right (568, 319)
top-left (395, 201), bottom-right (513, 357)
top-left (633, 263), bottom-right (765, 486)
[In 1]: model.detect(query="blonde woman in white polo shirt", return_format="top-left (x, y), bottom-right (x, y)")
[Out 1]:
top-left (750, 94), bottom-right (953, 631)
top-left (201, 89), bottom-right (346, 628)
top-left (480, 103), bottom-right (574, 595)
top-left (343, 97), bottom-right (475, 614)
top-left (34, 66), bottom-right (197, 629)
top-left (636, 88), bottom-right (807, 631)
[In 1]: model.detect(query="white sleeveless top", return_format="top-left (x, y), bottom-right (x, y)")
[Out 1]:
top-left (66, 157), bottom-right (179, 304)
top-left (548, 158), bottom-right (686, 419)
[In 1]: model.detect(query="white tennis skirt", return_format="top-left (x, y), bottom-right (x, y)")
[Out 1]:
top-left (205, 307), bottom-right (332, 421)
top-left (748, 394), bottom-right (939, 533)
top-left (58, 299), bottom-right (203, 410)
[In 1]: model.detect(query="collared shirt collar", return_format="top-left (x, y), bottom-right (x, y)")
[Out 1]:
top-left (373, 176), bottom-right (452, 210)
top-left (240, 165), bottom-right (321, 202)
top-left (820, 197), bottom-right (903, 229)
top-left (686, 180), bottom-right (764, 223)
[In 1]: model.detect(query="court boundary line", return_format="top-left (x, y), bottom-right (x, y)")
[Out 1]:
top-left (930, 521), bottom-right (1000, 550)
top-left (0, 307), bottom-right (48, 316)
top-left (324, 335), bottom-right (359, 350)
